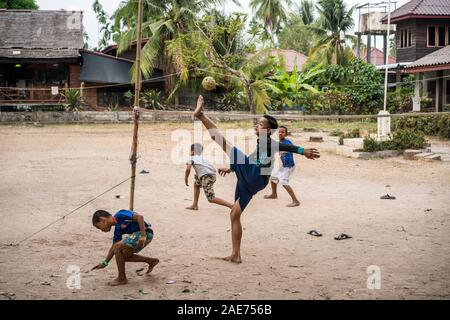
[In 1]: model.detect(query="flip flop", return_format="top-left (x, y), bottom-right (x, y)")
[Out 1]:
top-left (380, 194), bottom-right (396, 200)
top-left (307, 230), bottom-right (322, 237)
top-left (334, 233), bottom-right (352, 240)
top-left (140, 170), bottom-right (150, 174)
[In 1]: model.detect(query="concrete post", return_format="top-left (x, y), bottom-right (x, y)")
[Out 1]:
top-left (413, 73), bottom-right (421, 112)
top-left (377, 110), bottom-right (391, 139)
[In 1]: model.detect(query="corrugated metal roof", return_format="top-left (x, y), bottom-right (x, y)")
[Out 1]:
top-left (382, 0), bottom-right (450, 22)
top-left (405, 45), bottom-right (450, 69)
top-left (0, 10), bottom-right (84, 59)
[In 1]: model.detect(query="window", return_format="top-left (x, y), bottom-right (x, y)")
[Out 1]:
top-left (446, 79), bottom-right (450, 105)
top-left (399, 28), bottom-right (412, 48)
top-left (428, 26), bottom-right (436, 46)
top-left (438, 26), bottom-right (446, 46)
top-left (428, 25), bottom-right (450, 47)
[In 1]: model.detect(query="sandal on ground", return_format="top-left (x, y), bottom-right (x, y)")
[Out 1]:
top-left (334, 233), bottom-right (352, 240)
top-left (380, 194), bottom-right (396, 200)
top-left (307, 230), bottom-right (322, 237)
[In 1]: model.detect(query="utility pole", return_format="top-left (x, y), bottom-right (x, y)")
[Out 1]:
top-left (129, 0), bottom-right (143, 211)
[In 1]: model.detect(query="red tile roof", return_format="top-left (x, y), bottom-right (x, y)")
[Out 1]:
top-left (355, 47), bottom-right (396, 65)
top-left (382, 0), bottom-right (450, 23)
top-left (255, 49), bottom-right (308, 72)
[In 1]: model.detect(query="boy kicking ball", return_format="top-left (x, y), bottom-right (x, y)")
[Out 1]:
top-left (91, 209), bottom-right (159, 286)
top-left (194, 95), bottom-right (319, 263)
top-left (264, 125), bottom-right (301, 207)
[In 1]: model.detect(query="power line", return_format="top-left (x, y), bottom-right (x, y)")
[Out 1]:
top-left (10, 176), bottom-right (133, 246)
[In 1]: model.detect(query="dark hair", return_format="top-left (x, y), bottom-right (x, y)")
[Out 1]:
top-left (263, 114), bottom-right (278, 130)
top-left (191, 143), bottom-right (203, 154)
top-left (92, 210), bottom-right (111, 225)
top-left (279, 125), bottom-right (288, 135)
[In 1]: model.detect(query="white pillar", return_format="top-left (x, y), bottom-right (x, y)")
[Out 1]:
top-left (413, 73), bottom-right (421, 112)
top-left (377, 110), bottom-right (391, 139)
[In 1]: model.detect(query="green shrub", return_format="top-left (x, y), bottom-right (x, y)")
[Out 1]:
top-left (338, 128), bottom-right (360, 145)
top-left (393, 115), bottom-right (450, 139)
top-left (362, 129), bottom-right (426, 152)
top-left (215, 91), bottom-right (246, 111)
top-left (141, 89), bottom-right (165, 110)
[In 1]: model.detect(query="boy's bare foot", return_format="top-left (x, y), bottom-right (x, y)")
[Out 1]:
top-left (287, 201), bottom-right (300, 207)
top-left (186, 205), bottom-right (199, 211)
top-left (221, 255), bottom-right (242, 264)
top-left (146, 258), bottom-right (159, 274)
top-left (194, 95), bottom-right (205, 118)
top-left (107, 278), bottom-right (128, 286)
top-left (264, 194), bottom-right (277, 199)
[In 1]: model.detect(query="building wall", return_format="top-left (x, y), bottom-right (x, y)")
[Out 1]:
top-left (396, 18), bottom-right (450, 63)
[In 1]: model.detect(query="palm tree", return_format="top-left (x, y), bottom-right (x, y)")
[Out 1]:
top-left (249, 0), bottom-right (291, 47)
top-left (309, 0), bottom-right (355, 65)
top-left (298, 0), bottom-right (314, 25)
top-left (113, 0), bottom-right (238, 99)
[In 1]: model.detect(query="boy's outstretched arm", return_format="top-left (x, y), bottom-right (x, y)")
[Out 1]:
top-left (92, 244), bottom-right (115, 270)
top-left (278, 143), bottom-right (320, 160)
top-left (185, 163), bottom-right (193, 186)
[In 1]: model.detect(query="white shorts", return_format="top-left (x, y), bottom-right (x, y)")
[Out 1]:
top-left (270, 166), bottom-right (295, 186)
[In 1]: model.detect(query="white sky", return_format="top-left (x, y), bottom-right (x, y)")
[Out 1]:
top-left (36, 0), bottom-right (409, 48)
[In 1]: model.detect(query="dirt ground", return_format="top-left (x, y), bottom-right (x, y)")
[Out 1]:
top-left (0, 122), bottom-right (449, 300)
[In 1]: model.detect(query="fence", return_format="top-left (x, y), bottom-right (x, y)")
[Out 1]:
top-left (0, 110), bottom-right (449, 124)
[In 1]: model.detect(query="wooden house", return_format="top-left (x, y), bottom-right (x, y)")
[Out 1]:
top-left (382, 0), bottom-right (450, 111)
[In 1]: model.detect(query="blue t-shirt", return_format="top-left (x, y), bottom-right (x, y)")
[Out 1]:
top-left (280, 139), bottom-right (295, 168)
top-left (113, 209), bottom-right (151, 243)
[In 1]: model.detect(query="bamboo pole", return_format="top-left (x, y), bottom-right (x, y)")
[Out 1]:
top-left (129, 0), bottom-right (143, 211)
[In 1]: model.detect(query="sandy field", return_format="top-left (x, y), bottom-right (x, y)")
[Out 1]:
top-left (0, 122), bottom-right (449, 300)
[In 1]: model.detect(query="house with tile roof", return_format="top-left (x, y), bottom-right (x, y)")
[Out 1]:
top-left (382, 0), bottom-right (450, 112)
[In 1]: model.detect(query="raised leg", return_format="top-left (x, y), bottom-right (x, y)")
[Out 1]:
top-left (209, 196), bottom-right (234, 209)
top-left (194, 95), bottom-right (233, 157)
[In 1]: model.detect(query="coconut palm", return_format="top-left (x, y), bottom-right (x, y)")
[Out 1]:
top-left (249, 0), bottom-right (292, 47)
top-left (309, 0), bottom-right (355, 65)
top-left (113, 0), bottom-right (239, 98)
top-left (298, 0), bottom-right (314, 25)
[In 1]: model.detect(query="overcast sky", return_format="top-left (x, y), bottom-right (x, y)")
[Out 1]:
top-left (36, 0), bottom-right (409, 49)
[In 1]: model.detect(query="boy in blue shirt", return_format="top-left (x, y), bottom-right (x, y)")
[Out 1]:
top-left (194, 96), bottom-right (319, 263)
top-left (91, 209), bottom-right (159, 286)
top-left (264, 125), bottom-right (301, 207)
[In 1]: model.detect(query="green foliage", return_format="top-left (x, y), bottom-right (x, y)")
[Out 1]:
top-left (267, 64), bottom-right (324, 110)
top-left (141, 89), bottom-right (165, 110)
top-left (338, 128), bottom-right (360, 145)
top-left (62, 89), bottom-right (83, 111)
top-left (304, 59), bottom-right (383, 114)
top-left (215, 91), bottom-right (246, 111)
top-left (107, 103), bottom-right (119, 112)
top-left (307, 0), bottom-right (355, 66)
top-left (249, 0), bottom-right (290, 45)
top-left (393, 115), bottom-right (450, 139)
top-left (362, 129), bottom-right (426, 152)
top-left (278, 15), bottom-right (318, 55)
top-left (123, 90), bottom-right (134, 106)
top-left (387, 75), bottom-right (415, 114)
top-left (0, 0), bottom-right (38, 9)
